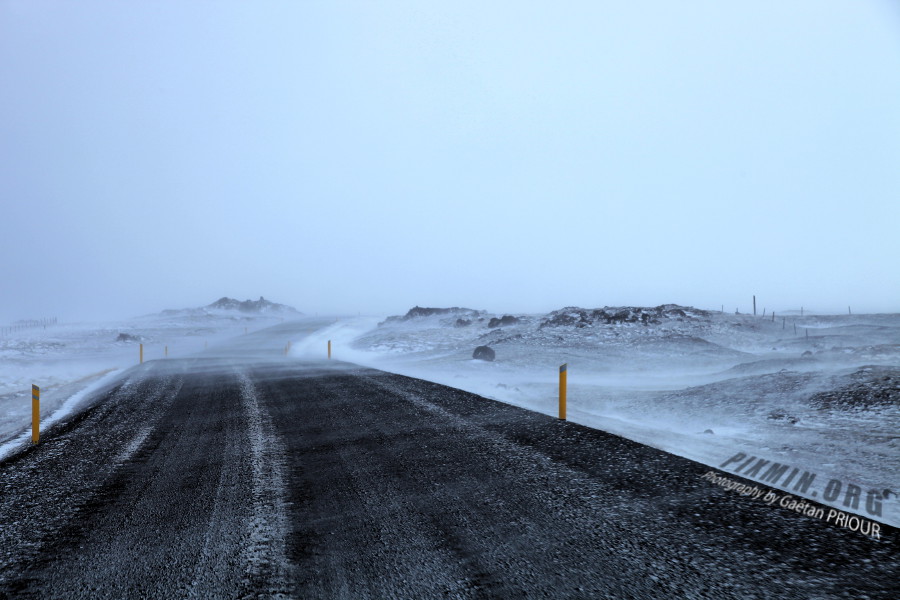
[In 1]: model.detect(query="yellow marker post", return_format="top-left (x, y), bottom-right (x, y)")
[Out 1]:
top-left (328, 340), bottom-right (332, 359)
top-left (559, 364), bottom-right (567, 420)
top-left (32, 385), bottom-right (40, 444)
top-left (140, 343), bottom-right (143, 364)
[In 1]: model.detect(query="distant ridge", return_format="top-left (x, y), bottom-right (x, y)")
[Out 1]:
top-left (161, 296), bottom-right (301, 316)
top-left (206, 296), bottom-right (300, 314)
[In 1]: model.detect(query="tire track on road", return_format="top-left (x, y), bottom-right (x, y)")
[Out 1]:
top-left (1, 361), bottom-right (299, 599)
top-left (2, 364), bottom-right (242, 598)
top-left (0, 363), bottom-right (182, 591)
top-left (255, 369), bottom-right (476, 599)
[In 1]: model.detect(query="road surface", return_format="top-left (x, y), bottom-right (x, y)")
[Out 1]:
top-left (0, 323), bottom-right (895, 598)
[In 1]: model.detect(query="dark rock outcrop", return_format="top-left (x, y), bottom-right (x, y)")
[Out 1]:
top-left (159, 297), bottom-right (301, 318)
top-left (381, 306), bottom-right (484, 326)
top-left (488, 315), bottom-right (520, 328)
top-left (116, 333), bottom-right (141, 342)
top-left (455, 319), bottom-right (472, 327)
top-left (207, 296), bottom-right (299, 314)
top-left (540, 304), bottom-right (709, 328)
top-left (405, 306), bottom-right (458, 319)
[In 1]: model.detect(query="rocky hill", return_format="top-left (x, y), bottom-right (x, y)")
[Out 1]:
top-left (161, 296), bottom-right (301, 316)
top-left (206, 296), bottom-right (300, 314)
top-left (380, 306), bottom-right (484, 326)
top-left (540, 304), bottom-right (710, 328)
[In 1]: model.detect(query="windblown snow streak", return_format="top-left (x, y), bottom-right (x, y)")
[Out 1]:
top-left (237, 370), bottom-right (292, 595)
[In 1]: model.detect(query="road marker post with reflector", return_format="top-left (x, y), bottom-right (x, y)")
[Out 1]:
top-left (32, 385), bottom-right (40, 444)
top-left (140, 343), bottom-right (143, 364)
top-left (559, 364), bottom-right (567, 420)
top-left (328, 340), bottom-right (331, 359)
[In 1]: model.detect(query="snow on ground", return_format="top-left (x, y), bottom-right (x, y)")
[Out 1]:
top-left (0, 309), bottom-right (288, 447)
top-left (4, 303), bottom-right (897, 529)
top-left (294, 306), bottom-right (900, 528)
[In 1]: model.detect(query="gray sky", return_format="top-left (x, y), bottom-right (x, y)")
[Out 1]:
top-left (2, 1), bottom-right (899, 321)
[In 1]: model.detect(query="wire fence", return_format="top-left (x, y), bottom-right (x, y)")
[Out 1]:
top-left (0, 318), bottom-right (58, 336)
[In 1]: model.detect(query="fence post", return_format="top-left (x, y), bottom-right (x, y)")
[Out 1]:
top-left (140, 343), bottom-right (143, 364)
top-left (328, 340), bottom-right (332, 359)
top-left (559, 364), bottom-right (567, 420)
top-left (32, 385), bottom-right (40, 444)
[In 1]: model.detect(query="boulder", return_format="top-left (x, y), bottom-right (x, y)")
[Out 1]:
top-left (473, 345), bottom-right (496, 361)
top-left (487, 315), bottom-right (519, 328)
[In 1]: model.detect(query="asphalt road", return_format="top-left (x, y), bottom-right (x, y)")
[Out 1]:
top-left (0, 329), bottom-right (896, 599)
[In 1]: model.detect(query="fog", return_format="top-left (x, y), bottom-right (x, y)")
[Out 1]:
top-left (2, 1), bottom-right (899, 322)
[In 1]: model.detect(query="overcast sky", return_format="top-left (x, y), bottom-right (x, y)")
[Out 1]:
top-left (2, 1), bottom-right (898, 321)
